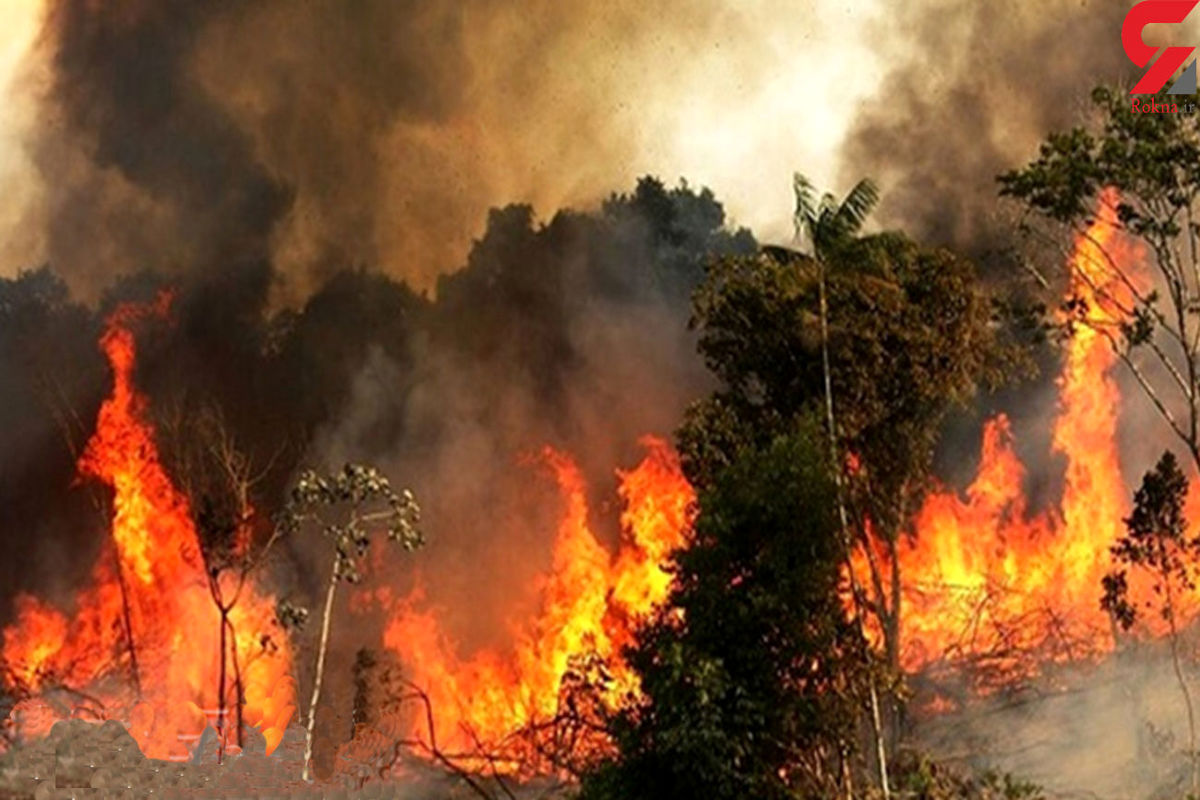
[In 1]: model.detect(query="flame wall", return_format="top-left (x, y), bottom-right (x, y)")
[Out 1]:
top-left (880, 192), bottom-right (1200, 691)
top-left (2, 298), bottom-right (295, 759)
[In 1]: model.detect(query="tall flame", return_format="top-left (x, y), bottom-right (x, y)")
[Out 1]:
top-left (3, 187), bottom-right (1182, 771)
top-left (1, 295), bottom-right (295, 757)
top-left (884, 189), bottom-right (1183, 689)
top-left (374, 436), bottom-right (694, 772)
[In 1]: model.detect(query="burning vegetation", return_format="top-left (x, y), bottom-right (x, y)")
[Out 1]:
top-left (8, 104), bottom-right (1200, 798)
top-left (877, 189), bottom-right (1154, 686)
top-left (3, 292), bottom-right (296, 759)
top-left (7, 3), bottom-right (1200, 799)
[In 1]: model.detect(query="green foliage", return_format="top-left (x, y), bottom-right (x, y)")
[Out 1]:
top-left (580, 426), bottom-right (865, 800)
top-left (793, 173), bottom-right (880, 258)
top-left (1102, 451), bottom-right (1198, 631)
top-left (1101, 451), bottom-right (1200, 800)
top-left (999, 87), bottom-right (1200, 467)
top-left (621, 176), bottom-right (1026, 797)
top-left (278, 463), bottom-right (422, 783)
top-left (681, 232), bottom-right (1014, 537)
top-left (1000, 87), bottom-right (1200, 233)
top-left (275, 599), bottom-right (310, 632)
top-left (891, 752), bottom-right (1045, 800)
top-left (1008, 98), bottom-right (1200, 800)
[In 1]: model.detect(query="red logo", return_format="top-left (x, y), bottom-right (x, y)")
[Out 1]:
top-left (1123, 0), bottom-right (1199, 93)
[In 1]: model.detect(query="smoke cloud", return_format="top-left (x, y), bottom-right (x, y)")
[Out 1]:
top-left (0, 0), bottom-right (879, 301)
top-left (840, 0), bottom-right (1140, 259)
top-left (5, 0), bottom-right (1200, 791)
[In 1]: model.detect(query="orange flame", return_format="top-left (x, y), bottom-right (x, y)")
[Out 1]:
top-left (4, 187), bottom-right (1176, 770)
top-left (1, 295), bottom-right (295, 757)
top-left (376, 436), bottom-right (694, 772)
top-left (875, 189), bottom-right (1183, 689)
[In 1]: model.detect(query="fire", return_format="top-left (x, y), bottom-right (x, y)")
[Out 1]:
top-left (376, 436), bottom-right (694, 772)
top-left (1, 186), bottom-right (1175, 771)
top-left (1, 295), bottom-right (295, 758)
top-left (880, 188), bottom-right (1179, 687)
top-left (368, 189), bottom-right (1169, 765)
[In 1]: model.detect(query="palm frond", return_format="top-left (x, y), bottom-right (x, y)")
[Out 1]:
top-left (792, 172), bottom-right (818, 244)
top-left (832, 179), bottom-right (880, 238)
top-left (811, 193), bottom-right (841, 253)
top-left (793, 172), bottom-right (880, 260)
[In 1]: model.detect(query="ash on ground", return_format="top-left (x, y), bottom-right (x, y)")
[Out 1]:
top-left (0, 719), bottom-right (560, 799)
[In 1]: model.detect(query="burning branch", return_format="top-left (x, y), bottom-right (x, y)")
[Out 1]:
top-left (339, 644), bottom-right (614, 793)
top-left (156, 401), bottom-right (286, 761)
top-left (386, 682), bottom-right (510, 800)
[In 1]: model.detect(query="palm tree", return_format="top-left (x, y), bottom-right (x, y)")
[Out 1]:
top-left (791, 173), bottom-right (880, 261)
top-left (776, 173), bottom-right (890, 800)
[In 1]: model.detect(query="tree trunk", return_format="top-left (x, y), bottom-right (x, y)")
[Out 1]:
top-left (818, 267), bottom-right (890, 800)
top-left (302, 561), bottom-right (340, 782)
top-left (1164, 571), bottom-right (1197, 793)
top-left (217, 608), bottom-right (228, 764)
top-left (226, 616), bottom-right (245, 748)
top-left (839, 742), bottom-right (853, 800)
top-left (886, 534), bottom-right (904, 752)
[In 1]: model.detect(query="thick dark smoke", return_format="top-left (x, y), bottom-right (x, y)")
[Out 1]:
top-left (841, 0), bottom-right (1163, 501)
top-left (35, 0), bottom-right (290, 293)
top-left (278, 182), bottom-right (755, 774)
top-left (0, 177), bottom-right (753, 776)
top-left (840, 0), bottom-right (1137, 260)
top-left (0, 178), bottom-right (752, 615)
top-left (18, 0), bottom-right (759, 300)
top-left (30, 0), bottom-right (468, 295)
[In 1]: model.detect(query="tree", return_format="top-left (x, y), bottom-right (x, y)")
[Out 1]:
top-left (276, 463), bottom-right (422, 783)
top-left (1000, 86), bottom-right (1200, 475)
top-left (580, 426), bottom-right (867, 800)
top-left (793, 174), bottom-right (891, 798)
top-left (157, 403), bottom-right (284, 761)
top-left (681, 184), bottom-right (1015, 674)
top-left (1102, 451), bottom-right (1200, 793)
top-left (671, 175), bottom-right (1020, 798)
top-left (791, 173), bottom-right (880, 261)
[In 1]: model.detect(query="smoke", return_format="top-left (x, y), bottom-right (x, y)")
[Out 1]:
top-left (839, 0), bottom-right (1139, 259)
top-left (0, 0), bottom-right (883, 299)
top-left (916, 648), bottom-right (1200, 798)
top-left (0, 177), bottom-right (752, 778)
top-left (286, 184), bottom-right (753, 774)
top-left (4, 0), bottom-right (1200, 790)
top-left (839, 0), bottom-right (1200, 513)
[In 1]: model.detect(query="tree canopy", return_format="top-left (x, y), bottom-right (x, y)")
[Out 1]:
top-left (1000, 86), bottom-right (1200, 472)
top-left (581, 425), bottom-right (863, 800)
